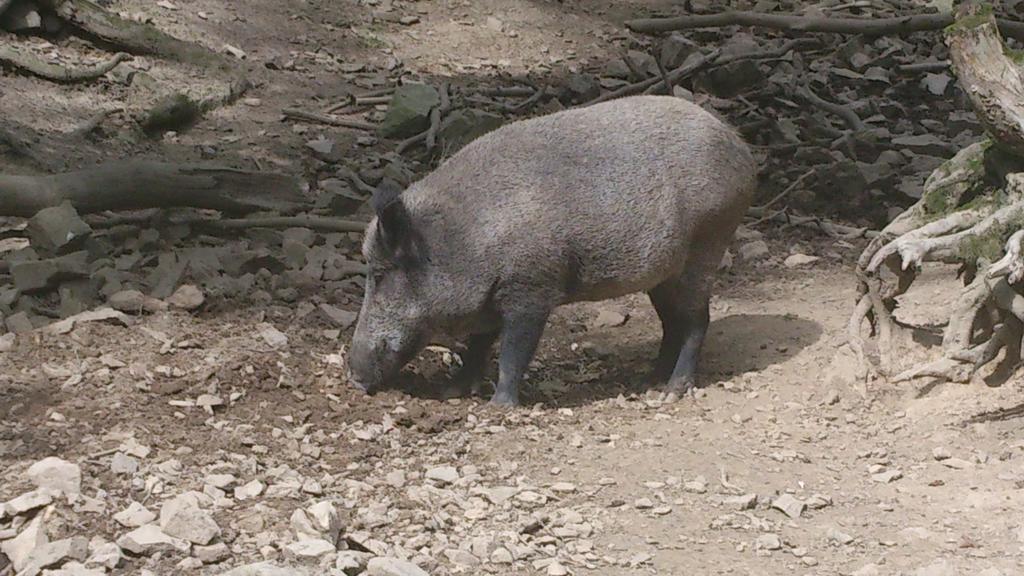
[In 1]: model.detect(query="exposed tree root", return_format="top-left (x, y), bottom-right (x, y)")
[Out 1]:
top-left (0, 45), bottom-right (130, 82)
top-left (850, 5), bottom-right (1024, 387)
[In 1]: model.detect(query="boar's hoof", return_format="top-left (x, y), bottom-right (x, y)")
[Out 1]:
top-left (489, 393), bottom-right (519, 407)
top-left (349, 379), bottom-right (371, 394)
top-left (663, 377), bottom-right (697, 402)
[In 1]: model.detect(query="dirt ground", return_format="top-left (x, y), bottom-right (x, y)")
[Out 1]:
top-left (3, 1), bottom-right (1024, 575)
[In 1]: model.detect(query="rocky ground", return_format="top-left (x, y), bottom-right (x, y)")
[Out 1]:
top-left (3, 0), bottom-right (1024, 575)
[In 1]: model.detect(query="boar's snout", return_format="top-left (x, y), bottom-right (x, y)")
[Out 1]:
top-left (346, 335), bottom-right (387, 395)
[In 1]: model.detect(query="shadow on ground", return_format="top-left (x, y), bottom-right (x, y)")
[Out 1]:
top-left (390, 313), bottom-right (823, 407)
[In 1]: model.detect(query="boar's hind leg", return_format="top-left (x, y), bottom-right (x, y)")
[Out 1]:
top-left (649, 272), bottom-right (712, 397)
top-left (491, 309), bottom-right (550, 406)
top-left (648, 279), bottom-right (687, 382)
top-left (442, 331), bottom-right (499, 399)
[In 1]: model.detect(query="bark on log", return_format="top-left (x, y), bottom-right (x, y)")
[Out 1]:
top-left (36, 0), bottom-right (230, 67)
top-left (946, 6), bottom-right (1024, 159)
top-left (0, 46), bottom-right (131, 83)
top-left (0, 161), bottom-right (304, 217)
top-left (625, 10), bottom-right (1024, 42)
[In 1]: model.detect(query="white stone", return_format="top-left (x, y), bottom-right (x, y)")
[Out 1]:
top-left (40, 561), bottom-right (106, 576)
top-left (207, 474), bottom-right (237, 489)
top-left (291, 509), bottom-right (320, 540)
top-left (336, 550), bottom-right (372, 575)
top-left (116, 524), bottom-right (190, 555)
top-left (443, 548), bottom-right (479, 566)
top-left (307, 501), bottom-right (342, 540)
top-left (110, 453), bottom-right (139, 475)
top-left (27, 457), bottom-right (81, 496)
top-left (216, 562), bottom-right (311, 576)
top-left (756, 533), bottom-right (782, 550)
top-left (366, 557), bottom-right (431, 576)
top-left (284, 538), bottom-right (335, 559)
top-left (114, 502), bottom-right (156, 528)
top-left (384, 470), bottom-right (406, 488)
top-left (4, 489), bottom-right (54, 516)
top-left (425, 466), bottom-right (459, 484)
top-left (167, 284), bottom-right (205, 310)
top-left (234, 480), bottom-right (265, 500)
top-left (85, 541), bottom-right (123, 569)
top-left (194, 542), bottom-right (231, 564)
top-left (1, 514), bottom-right (48, 571)
top-left (783, 253), bottom-right (819, 268)
top-left (490, 548), bottom-right (513, 564)
top-left (771, 494), bottom-right (806, 519)
top-left (871, 469), bottom-right (903, 483)
top-left (725, 493), bottom-right (757, 510)
top-left (739, 240), bottom-right (770, 261)
top-left (160, 493), bottom-right (220, 545)
top-left (18, 536), bottom-right (89, 576)
top-left (547, 560), bottom-right (569, 576)
top-left (258, 324), bottom-right (288, 348)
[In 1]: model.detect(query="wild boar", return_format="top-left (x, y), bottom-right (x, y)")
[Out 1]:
top-left (347, 95), bottom-right (757, 405)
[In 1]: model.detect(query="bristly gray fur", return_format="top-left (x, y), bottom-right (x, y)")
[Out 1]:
top-left (348, 95), bottom-right (758, 401)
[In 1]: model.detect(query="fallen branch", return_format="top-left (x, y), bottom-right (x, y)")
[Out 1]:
top-left (0, 160), bottom-right (304, 217)
top-left (480, 86), bottom-right (535, 98)
top-left (190, 215), bottom-right (366, 234)
top-left (796, 87), bottom-right (865, 132)
top-left (745, 206), bottom-right (879, 239)
top-left (425, 83), bottom-right (450, 151)
top-left (282, 107), bottom-right (377, 131)
top-left (584, 49), bottom-right (719, 106)
top-left (894, 61), bottom-right (950, 74)
top-left (511, 85), bottom-right (548, 113)
top-left (753, 169), bottom-right (816, 213)
top-left (0, 45), bottom-right (131, 83)
top-left (625, 10), bottom-right (1024, 42)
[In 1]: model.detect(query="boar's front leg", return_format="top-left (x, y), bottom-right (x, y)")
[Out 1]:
top-left (441, 330), bottom-right (499, 399)
top-left (491, 309), bottom-right (550, 406)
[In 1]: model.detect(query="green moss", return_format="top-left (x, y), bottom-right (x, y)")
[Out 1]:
top-left (945, 4), bottom-right (996, 33)
top-left (1006, 48), bottom-right (1024, 65)
top-left (958, 210), bottom-right (1024, 263)
top-left (920, 140), bottom-right (993, 220)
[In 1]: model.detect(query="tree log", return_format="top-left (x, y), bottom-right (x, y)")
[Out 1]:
top-left (0, 45), bottom-right (131, 83)
top-left (625, 10), bottom-right (1024, 42)
top-left (946, 6), bottom-right (1024, 159)
top-left (0, 161), bottom-right (304, 217)
top-left (36, 0), bottom-right (230, 67)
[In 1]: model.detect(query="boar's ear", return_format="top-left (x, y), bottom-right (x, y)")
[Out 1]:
top-left (371, 180), bottom-right (428, 267)
top-left (370, 178), bottom-right (404, 215)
